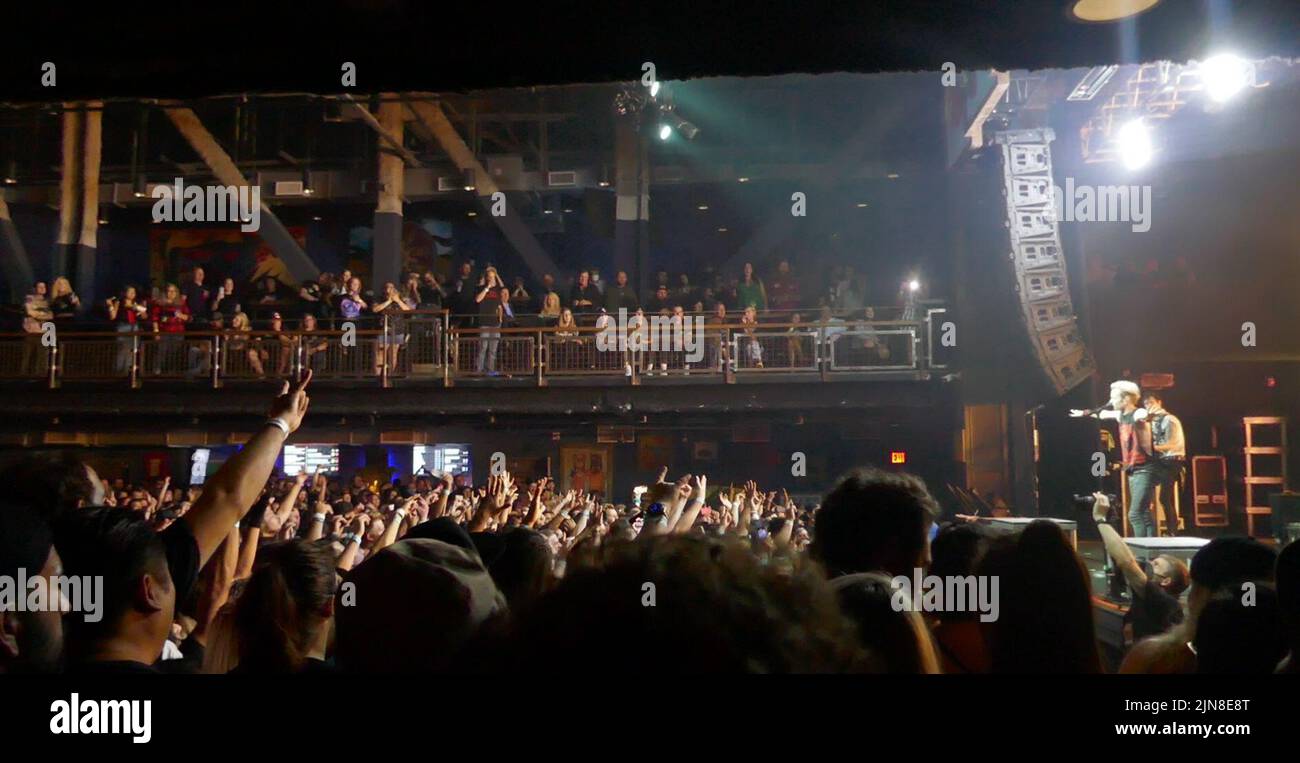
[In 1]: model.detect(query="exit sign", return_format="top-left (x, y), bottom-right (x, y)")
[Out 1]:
top-left (890, 451), bottom-right (907, 465)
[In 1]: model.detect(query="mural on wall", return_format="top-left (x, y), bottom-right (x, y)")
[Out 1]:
top-left (560, 445), bottom-right (612, 499)
top-left (346, 218), bottom-right (456, 281)
top-left (150, 227), bottom-right (308, 289)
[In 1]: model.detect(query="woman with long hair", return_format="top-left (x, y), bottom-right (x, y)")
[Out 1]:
top-left (149, 282), bottom-right (191, 375)
top-left (49, 276), bottom-right (81, 325)
top-left (977, 521), bottom-right (1103, 673)
top-left (830, 572), bottom-right (941, 674)
top-left (736, 262), bottom-right (767, 312)
top-left (106, 284), bottom-right (149, 376)
top-left (228, 539), bottom-right (337, 673)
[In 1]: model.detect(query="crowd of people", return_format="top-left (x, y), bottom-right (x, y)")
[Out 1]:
top-left (1, 371), bottom-right (1297, 675)
top-left (8, 259), bottom-right (926, 378)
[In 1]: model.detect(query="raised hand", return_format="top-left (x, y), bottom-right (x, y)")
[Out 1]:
top-left (268, 369), bottom-right (313, 433)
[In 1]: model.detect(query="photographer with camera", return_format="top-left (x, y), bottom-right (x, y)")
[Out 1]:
top-left (1089, 493), bottom-right (1189, 641)
top-left (1071, 380), bottom-right (1158, 537)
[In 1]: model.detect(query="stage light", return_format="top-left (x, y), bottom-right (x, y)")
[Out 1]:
top-left (462, 168), bottom-right (476, 191)
top-left (697, 204), bottom-right (709, 211)
top-left (1200, 53), bottom-right (1249, 103)
top-left (133, 174), bottom-right (148, 198)
top-left (907, 279), bottom-right (920, 292)
top-left (649, 81), bottom-right (660, 98)
top-left (1117, 119), bottom-right (1152, 170)
top-left (658, 124), bottom-right (673, 141)
top-left (3, 159), bottom-right (16, 184)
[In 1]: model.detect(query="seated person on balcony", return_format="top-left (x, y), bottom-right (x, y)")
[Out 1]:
top-left (227, 311), bottom-right (264, 377)
top-left (786, 312), bottom-right (809, 367)
top-left (568, 270), bottom-right (601, 317)
top-left (257, 312), bottom-right (294, 378)
top-left (49, 277), bottom-right (82, 328)
top-left (740, 305), bottom-right (763, 369)
top-left (604, 271), bottom-right (639, 315)
top-left (552, 308), bottom-right (583, 371)
top-left (185, 311), bottom-right (226, 379)
top-left (539, 292), bottom-right (562, 324)
top-left (511, 276), bottom-right (531, 307)
top-left (300, 314), bottom-right (329, 371)
top-left (645, 284), bottom-right (674, 315)
top-left (675, 273), bottom-right (697, 308)
top-left (853, 307), bottom-right (891, 364)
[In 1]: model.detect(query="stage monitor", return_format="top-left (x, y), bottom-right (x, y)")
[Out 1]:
top-left (284, 445), bottom-right (341, 475)
top-left (413, 444), bottom-right (472, 477)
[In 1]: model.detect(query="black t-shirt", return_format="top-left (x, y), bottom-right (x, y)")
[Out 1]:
top-left (162, 519), bottom-right (202, 606)
top-left (1126, 579), bottom-right (1184, 640)
top-left (183, 282), bottom-right (212, 320)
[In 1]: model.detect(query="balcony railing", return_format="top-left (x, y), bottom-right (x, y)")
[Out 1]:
top-left (0, 308), bottom-right (950, 388)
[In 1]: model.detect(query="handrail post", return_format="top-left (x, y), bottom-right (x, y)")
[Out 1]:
top-left (536, 329), bottom-right (545, 387)
top-left (130, 333), bottom-right (141, 389)
top-left (211, 334), bottom-right (222, 389)
top-left (48, 338), bottom-right (58, 389)
top-left (381, 314), bottom-right (391, 388)
top-left (723, 328), bottom-right (735, 384)
top-left (441, 311), bottom-right (450, 386)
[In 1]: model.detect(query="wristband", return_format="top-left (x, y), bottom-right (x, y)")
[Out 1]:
top-left (265, 417), bottom-right (291, 437)
top-left (313, 512), bottom-right (327, 523)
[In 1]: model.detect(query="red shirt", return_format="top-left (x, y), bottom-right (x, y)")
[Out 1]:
top-left (1119, 410), bottom-right (1153, 468)
top-left (152, 302), bottom-right (191, 333)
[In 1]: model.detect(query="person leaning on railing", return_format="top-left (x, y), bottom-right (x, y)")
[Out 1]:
top-left (227, 312), bottom-right (264, 378)
top-left (300, 314), bottom-right (330, 372)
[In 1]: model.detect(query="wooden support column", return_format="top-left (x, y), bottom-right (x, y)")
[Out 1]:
top-left (54, 105), bottom-right (82, 279)
top-left (74, 101), bottom-right (102, 303)
top-left (373, 95), bottom-right (405, 290)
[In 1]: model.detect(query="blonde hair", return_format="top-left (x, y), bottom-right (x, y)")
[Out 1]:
top-left (51, 277), bottom-right (74, 299)
top-left (231, 312), bottom-right (250, 331)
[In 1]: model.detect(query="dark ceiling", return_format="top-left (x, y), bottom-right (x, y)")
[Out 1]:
top-left (1, 1), bottom-right (1296, 101)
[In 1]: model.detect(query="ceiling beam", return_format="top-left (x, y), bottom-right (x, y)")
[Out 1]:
top-left (407, 97), bottom-right (561, 279)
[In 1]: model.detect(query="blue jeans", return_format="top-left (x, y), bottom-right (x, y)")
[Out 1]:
top-left (476, 329), bottom-right (500, 373)
top-left (1127, 467), bottom-right (1157, 538)
top-left (114, 324), bottom-right (137, 376)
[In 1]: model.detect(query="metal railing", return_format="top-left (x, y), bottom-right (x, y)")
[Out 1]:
top-left (0, 308), bottom-right (948, 388)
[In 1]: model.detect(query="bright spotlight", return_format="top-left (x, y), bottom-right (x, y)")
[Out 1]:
top-left (1200, 53), bottom-right (1249, 103)
top-left (649, 81), bottom-right (661, 98)
top-left (1117, 119), bottom-right (1152, 170)
top-left (658, 124), bottom-right (673, 141)
top-left (907, 279), bottom-right (920, 292)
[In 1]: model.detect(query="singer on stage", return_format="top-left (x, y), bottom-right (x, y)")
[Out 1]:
top-left (1070, 380), bottom-right (1158, 537)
